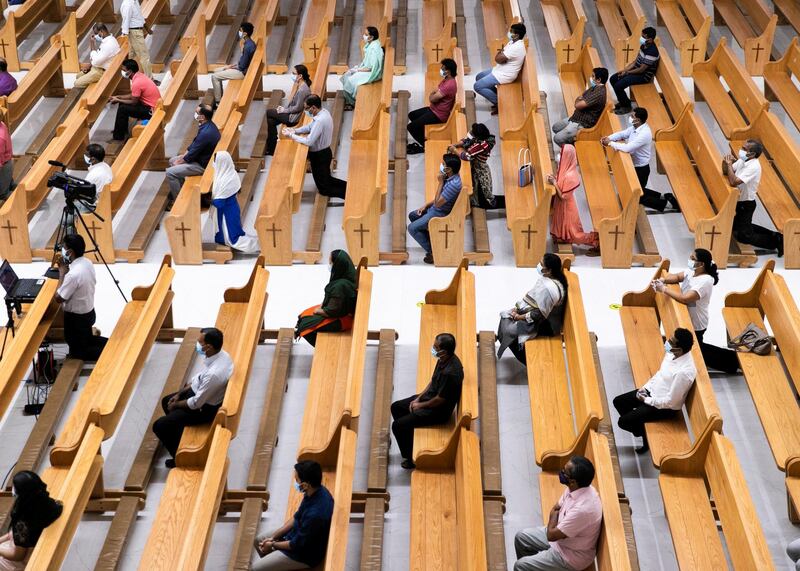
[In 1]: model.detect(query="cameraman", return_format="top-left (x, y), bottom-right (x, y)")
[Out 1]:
top-left (55, 234), bottom-right (108, 361)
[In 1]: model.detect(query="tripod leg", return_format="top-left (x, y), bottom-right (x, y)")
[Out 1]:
top-left (73, 208), bottom-right (128, 303)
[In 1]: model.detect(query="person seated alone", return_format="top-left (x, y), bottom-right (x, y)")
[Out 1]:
top-left (552, 67), bottom-right (608, 146)
top-left (211, 22), bottom-right (256, 107)
top-left (0, 117), bottom-right (14, 201)
top-left (391, 332), bottom-right (463, 469)
top-left (165, 104), bottom-right (221, 206)
top-left (513, 456), bottom-right (603, 571)
top-left (613, 327), bottom-right (697, 454)
top-left (609, 27), bottom-right (660, 115)
top-left (152, 327), bottom-right (233, 468)
top-left (340, 26), bottom-right (384, 110)
top-left (407, 153), bottom-right (463, 264)
top-left (252, 460), bottom-right (334, 570)
top-left (74, 23), bottom-right (120, 89)
top-left (265, 64), bottom-right (311, 155)
top-left (474, 22), bottom-right (526, 114)
top-left (110, 59), bottom-right (161, 141)
top-left (0, 57), bottom-right (17, 97)
top-left (66, 143), bottom-right (113, 233)
top-left (406, 57), bottom-right (458, 155)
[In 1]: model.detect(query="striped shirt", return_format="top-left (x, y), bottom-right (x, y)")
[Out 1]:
top-left (430, 174), bottom-right (462, 216)
top-left (458, 136), bottom-right (494, 163)
top-left (634, 43), bottom-right (660, 81)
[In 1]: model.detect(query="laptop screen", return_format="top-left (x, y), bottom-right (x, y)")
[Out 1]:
top-left (0, 260), bottom-right (18, 293)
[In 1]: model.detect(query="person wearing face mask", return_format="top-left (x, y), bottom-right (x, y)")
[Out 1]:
top-left (266, 64), bottom-right (311, 155)
top-left (652, 249), bottom-right (740, 374)
top-left (294, 249), bottom-right (357, 346)
top-left (552, 67), bottom-right (608, 146)
top-left (110, 59), bottom-right (161, 141)
top-left (0, 58), bottom-right (17, 97)
top-left (340, 26), bottom-right (384, 110)
top-left (609, 27), bottom-right (660, 115)
top-left (723, 138), bottom-right (784, 256)
top-left (514, 456), bottom-right (602, 571)
top-left (601, 107), bottom-right (679, 213)
top-left (74, 23), bottom-right (121, 89)
top-left (119, 0), bottom-right (152, 77)
top-left (613, 328), bottom-right (697, 454)
top-left (448, 122), bottom-right (501, 209)
top-left (391, 333), bottom-right (463, 469)
top-left (211, 22), bottom-right (256, 106)
top-left (54, 234), bottom-right (108, 361)
top-left (406, 57), bottom-right (458, 154)
top-left (79, 143), bottom-right (112, 211)
top-left (152, 327), bottom-right (233, 468)
top-left (474, 22), bottom-right (527, 114)
top-left (165, 104), bottom-right (221, 205)
top-left (497, 253), bottom-right (568, 365)
top-left (282, 95), bottom-right (347, 199)
top-left (0, 117), bottom-right (14, 201)
top-left (548, 144), bottom-right (599, 253)
top-left (252, 460), bottom-right (334, 570)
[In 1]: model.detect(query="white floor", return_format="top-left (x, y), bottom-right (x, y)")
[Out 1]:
top-left (3, 0), bottom-right (800, 569)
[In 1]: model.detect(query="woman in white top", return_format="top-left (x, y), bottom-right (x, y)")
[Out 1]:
top-left (210, 151), bottom-right (259, 254)
top-left (652, 248), bottom-right (739, 374)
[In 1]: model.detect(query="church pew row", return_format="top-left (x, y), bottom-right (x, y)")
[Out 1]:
top-left (655, 0), bottom-right (711, 76)
top-left (59, 0), bottom-right (116, 72)
top-left (774, 0), bottom-right (800, 35)
top-left (595, 0), bottom-right (646, 70)
top-left (480, 0), bottom-right (521, 57)
top-left (342, 45), bottom-right (394, 265)
top-left (0, 0), bottom-right (65, 71)
top-left (540, 0), bottom-right (585, 67)
top-left (712, 0), bottom-right (777, 76)
top-left (629, 44), bottom-right (691, 138)
top-left (254, 46), bottom-right (331, 265)
top-left (497, 46), bottom-right (553, 267)
top-left (692, 38), bottom-right (769, 138)
top-left (723, 261), bottom-right (800, 523)
top-left (178, 0), bottom-right (229, 73)
top-left (764, 38), bottom-right (800, 133)
top-left (300, 0), bottom-right (335, 67)
top-left (422, 0), bottom-right (456, 68)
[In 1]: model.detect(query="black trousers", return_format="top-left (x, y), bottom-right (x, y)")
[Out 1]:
top-left (609, 72), bottom-right (651, 108)
top-left (695, 329), bottom-right (740, 374)
top-left (307, 147), bottom-right (347, 199)
top-left (152, 389), bottom-right (221, 458)
top-left (266, 109), bottom-right (298, 155)
top-left (390, 395), bottom-right (450, 460)
top-left (733, 200), bottom-right (781, 251)
top-left (508, 338), bottom-right (527, 365)
top-left (113, 102), bottom-right (152, 140)
top-left (64, 309), bottom-right (107, 361)
top-left (634, 165), bottom-right (667, 211)
top-left (407, 107), bottom-right (443, 146)
top-left (613, 389), bottom-right (677, 438)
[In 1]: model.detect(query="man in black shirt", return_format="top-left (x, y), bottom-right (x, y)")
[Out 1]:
top-left (391, 332), bottom-right (464, 469)
top-left (609, 27), bottom-right (660, 115)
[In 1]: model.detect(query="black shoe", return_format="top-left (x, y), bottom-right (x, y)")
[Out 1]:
top-left (635, 435), bottom-right (649, 455)
top-left (165, 458), bottom-right (176, 468)
top-left (613, 106), bottom-right (633, 115)
top-left (777, 233), bottom-right (784, 257)
top-left (423, 253), bottom-right (434, 264)
top-left (664, 193), bottom-right (681, 212)
top-left (407, 143), bottom-right (424, 155)
top-left (401, 459), bottom-right (416, 470)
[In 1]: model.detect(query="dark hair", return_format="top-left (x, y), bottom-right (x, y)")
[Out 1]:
top-left (510, 23), bottom-right (526, 39)
top-left (0, 58), bottom-right (8, 73)
top-left (471, 123), bottom-right (491, 140)
top-left (542, 253), bottom-right (568, 293)
top-left (295, 460), bottom-right (323, 487)
top-left (592, 67), bottom-right (609, 84)
top-left (63, 233), bottom-right (86, 257)
top-left (673, 327), bottom-right (694, 353)
top-left (443, 153), bottom-right (461, 175)
top-left (746, 139), bottom-right (764, 158)
top-left (240, 22), bottom-right (254, 36)
top-left (93, 23), bottom-right (109, 33)
top-left (197, 105), bottom-right (214, 120)
top-left (440, 57), bottom-right (457, 77)
top-left (294, 63), bottom-right (311, 86)
top-left (435, 332), bottom-right (456, 355)
top-left (86, 143), bottom-right (105, 162)
top-left (633, 107), bottom-right (648, 122)
top-left (305, 94), bottom-right (322, 109)
top-left (200, 327), bottom-right (223, 350)
top-left (642, 27), bottom-right (656, 39)
top-left (10, 471), bottom-right (63, 548)
top-left (366, 26), bottom-right (379, 41)
top-left (570, 456), bottom-right (595, 488)
top-left (693, 248), bottom-right (718, 285)
top-left (122, 59), bottom-right (139, 74)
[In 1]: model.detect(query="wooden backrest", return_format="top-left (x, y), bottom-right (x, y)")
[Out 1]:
top-left (654, 45), bottom-right (692, 119)
top-left (600, 110), bottom-right (641, 211)
top-left (344, 263), bottom-right (373, 423)
top-left (678, 107), bottom-right (732, 210)
top-left (712, 39), bottom-right (769, 120)
top-left (678, 0), bottom-right (710, 32)
top-left (757, 269), bottom-right (800, 387)
top-left (352, 45), bottom-right (394, 137)
top-left (563, 0), bottom-right (586, 28)
top-left (783, 37), bottom-right (800, 78)
top-left (455, 428), bottom-right (488, 571)
top-left (81, 37), bottom-right (129, 121)
top-left (5, 35), bottom-right (62, 127)
top-left (196, 110), bottom-right (242, 194)
top-left (163, 44), bottom-right (199, 122)
top-left (738, 0), bottom-right (773, 32)
top-left (235, 39), bottom-right (265, 114)
top-left (320, 426), bottom-right (358, 570)
top-left (619, 0), bottom-right (645, 33)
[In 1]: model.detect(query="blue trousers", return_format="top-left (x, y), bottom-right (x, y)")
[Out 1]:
top-left (474, 70), bottom-right (501, 105)
top-left (408, 209), bottom-right (440, 254)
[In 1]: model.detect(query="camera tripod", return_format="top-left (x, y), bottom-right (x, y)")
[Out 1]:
top-left (0, 298), bottom-right (19, 360)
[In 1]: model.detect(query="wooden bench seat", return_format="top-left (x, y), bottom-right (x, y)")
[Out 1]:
top-left (423, 0), bottom-right (456, 67)
top-left (178, 0), bottom-right (229, 73)
top-left (764, 38), bottom-right (800, 134)
top-left (629, 46), bottom-right (691, 136)
top-left (480, 0), bottom-right (521, 56)
top-left (300, 0), bottom-right (335, 66)
top-left (595, 0), bottom-right (646, 70)
top-left (0, 0), bottom-right (65, 71)
top-left (712, 0), bottom-right (777, 75)
top-left (541, 0), bottom-right (586, 67)
top-left (655, 0), bottom-right (711, 76)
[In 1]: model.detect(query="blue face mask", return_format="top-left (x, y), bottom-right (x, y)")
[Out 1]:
top-left (294, 481), bottom-right (304, 493)
top-left (430, 346), bottom-right (439, 358)
top-left (507, 32), bottom-right (514, 41)
top-left (558, 469), bottom-right (570, 485)
top-left (664, 340), bottom-right (672, 354)
top-left (536, 263), bottom-right (543, 276)
top-left (738, 149), bottom-right (748, 161)
top-left (639, 37), bottom-right (646, 46)
top-left (195, 341), bottom-right (205, 356)
top-left (305, 109), bottom-right (313, 118)
top-left (589, 78), bottom-right (596, 88)
top-left (439, 163), bottom-right (446, 175)
top-left (439, 68), bottom-right (446, 78)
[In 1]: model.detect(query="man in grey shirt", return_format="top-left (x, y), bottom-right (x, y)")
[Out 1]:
top-left (282, 94), bottom-right (347, 199)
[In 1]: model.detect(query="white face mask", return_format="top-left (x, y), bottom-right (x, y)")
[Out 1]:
top-left (291, 73), bottom-right (298, 82)
top-left (536, 263), bottom-right (543, 276)
top-left (628, 116), bottom-right (635, 126)
top-left (439, 163), bottom-right (446, 174)
top-left (687, 259), bottom-right (696, 274)
top-left (304, 109), bottom-right (313, 118)
top-left (639, 37), bottom-right (646, 45)
top-left (120, 70), bottom-right (129, 79)
top-left (738, 149), bottom-right (748, 161)
top-left (94, 34), bottom-right (103, 43)
top-left (10, 487), bottom-right (16, 497)
top-left (238, 30), bottom-right (244, 39)
top-left (363, 34), bottom-right (370, 42)
top-left (439, 68), bottom-right (446, 78)
top-left (466, 132), bottom-right (473, 139)
top-left (61, 247), bottom-right (70, 262)
top-left (664, 340), bottom-right (672, 354)
top-left (507, 32), bottom-right (514, 41)
top-left (84, 154), bottom-right (92, 166)
top-left (589, 78), bottom-right (596, 88)
top-left (194, 112), bottom-right (201, 121)
top-left (430, 346), bottom-right (439, 358)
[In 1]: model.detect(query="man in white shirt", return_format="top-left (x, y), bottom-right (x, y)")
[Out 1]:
top-left (80, 143), bottom-right (112, 211)
top-left (55, 234), bottom-right (108, 361)
top-left (612, 328), bottom-right (697, 454)
top-left (601, 107), bottom-right (679, 213)
top-left (119, 0), bottom-right (152, 78)
top-left (74, 24), bottom-right (121, 89)
top-left (152, 327), bottom-right (234, 468)
top-left (723, 138), bottom-right (783, 256)
top-left (473, 22), bottom-right (526, 113)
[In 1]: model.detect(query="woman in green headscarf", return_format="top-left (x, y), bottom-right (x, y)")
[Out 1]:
top-left (340, 26), bottom-right (384, 109)
top-left (295, 250), bottom-right (358, 346)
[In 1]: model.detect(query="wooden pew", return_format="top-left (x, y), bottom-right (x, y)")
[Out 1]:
top-left (763, 38), bottom-right (800, 132)
top-left (300, 0), bottom-right (335, 66)
top-left (342, 46), bottom-right (393, 265)
top-left (0, 0), bottom-right (65, 71)
top-left (712, 0), bottom-right (777, 75)
top-left (178, 0), bottom-right (229, 73)
top-left (774, 0), bottom-right (800, 34)
top-left (723, 260), bottom-right (800, 522)
top-left (540, 0), bottom-right (586, 67)
top-left (693, 38), bottom-right (770, 137)
top-left (655, 0), bottom-right (711, 76)
top-left (422, 0), bottom-right (456, 67)
top-left (595, 0), bottom-right (647, 70)
top-left (480, 0), bottom-right (521, 56)
top-left (629, 44), bottom-right (692, 136)
top-left (654, 107), bottom-right (746, 268)
top-left (558, 39), bottom-right (601, 118)
top-left (364, 0), bottom-right (393, 51)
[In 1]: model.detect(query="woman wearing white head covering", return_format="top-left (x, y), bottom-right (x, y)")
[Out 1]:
top-left (211, 151), bottom-right (259, 253)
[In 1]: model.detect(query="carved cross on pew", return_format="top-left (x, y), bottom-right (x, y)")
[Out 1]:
top-left (521, 225), bottom-right (537, 249)
top-left (439, 225), bottom-right (454, 249)
top-left (60, 41), bottom-right (69, 60)
top-left (705, 226), bottom-right (721, 251)
top-left (610, 225), bottom-right (624, 250)
top-left (562, 44), bottom-right (574, 63)
top-left (86, 220), bottom-right (101, 242)
top-left (752, 44), bottom-right (764, 63)
top-left (354, 223), bottom-right (369, 248)
top-left (176, 222), bottom-right (191, 247)
top-left (265, 223), bottom-right (281, 248)
top-left (432, 44), bottom-right (443, 61)
top-left (2, 220), bottom-right (16, 245)
top-left (310, 43), bottom-right (320, 59)
top-left (687, 44), bottom-right (700, 63)
top-left (622, 44), bottom-right (634, 64)
top-left (0, 39), bottom-right (9, 59)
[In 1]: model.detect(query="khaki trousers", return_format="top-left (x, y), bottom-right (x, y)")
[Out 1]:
top-left (127, 29), bottom-right (152, 77)
top-left (211, 67), bottom-right (244, 102)
top-left (73, 66), bottom-right (104, 88)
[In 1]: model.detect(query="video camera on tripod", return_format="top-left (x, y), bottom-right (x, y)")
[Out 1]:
top-left (47, 160), bottom-right (96, 205)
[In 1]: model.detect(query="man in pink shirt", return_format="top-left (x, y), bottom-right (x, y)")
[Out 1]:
top-left (110, 59), bottom-right (161, 140)
top-left (406, 58), bottom-right (458, 154)
top-left (0, 118), bottom-right (14, 199)
top-left (514, 456), bottom-right (603, 571)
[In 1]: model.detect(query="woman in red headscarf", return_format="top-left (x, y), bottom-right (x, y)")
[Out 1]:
top-left (547, 144), bottom-right (600, 255)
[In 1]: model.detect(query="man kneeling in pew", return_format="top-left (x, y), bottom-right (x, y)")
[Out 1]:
top-left (612, 328), bottom-right (696, 454)
top-left (514, 456), bottom-right (602, 571)
top-left (152, 327), bottom-right (233, 468)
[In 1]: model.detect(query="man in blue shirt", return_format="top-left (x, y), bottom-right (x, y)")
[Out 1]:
top-left (408, 153), bottom-right (463, 264)
top-left (609, 27), bottom-right (660, 115)
top-left (211, 22), bottom-right (256, 106)
top-left (165, 105), bottom-right (221, 205)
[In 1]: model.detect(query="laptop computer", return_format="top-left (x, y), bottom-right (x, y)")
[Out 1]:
top-left (0, 260), bottom-right (45, 302)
